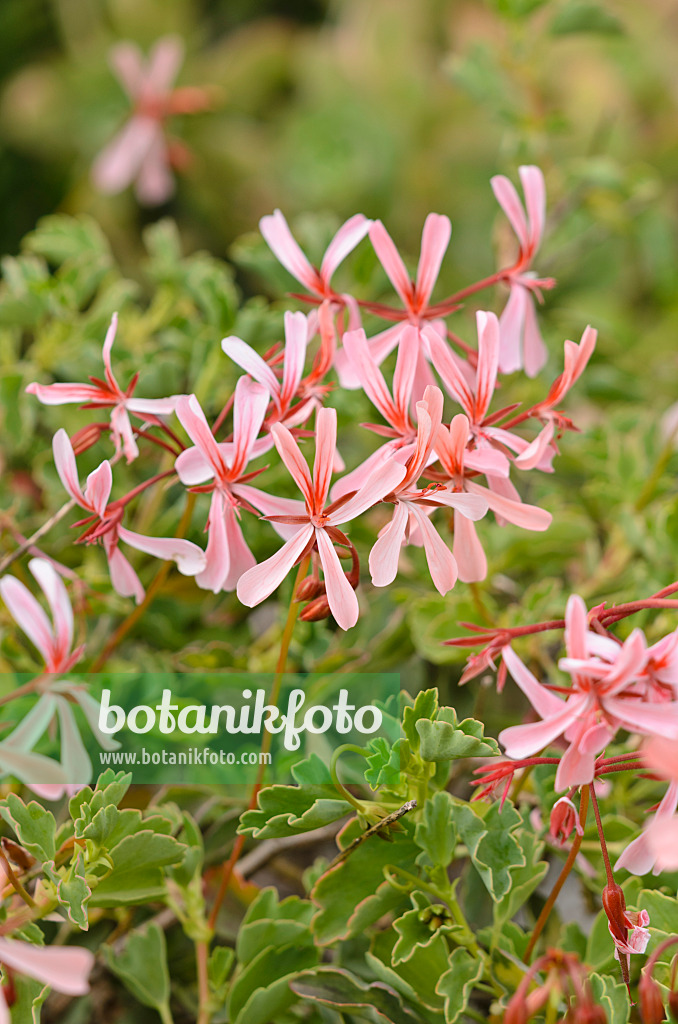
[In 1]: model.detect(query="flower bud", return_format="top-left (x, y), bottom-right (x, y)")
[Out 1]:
top-left (549, 796), bottom-right (584, 845)
top-left (70, 421), bottom-right (109, 455)
top-left (299, 595), bottom-right (332, 622)
top-left (295, 575), bottom-right (325, 602)
top-left (639, 971), bottom-right (666, 1024)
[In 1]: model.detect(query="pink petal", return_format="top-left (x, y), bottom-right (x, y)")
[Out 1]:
top-left (221, 336), bottom-right (280, 402)
top-left (110, 405), bottom-right (139, 462)
top-left (503, 645), bottom-right (567, 719)
top-left (0, 938), bottom-right (94, 995)
top-left (101, 312), bottom-right (119, 389)
top-left (424, 325), bottom-right (475, 415)
top-left (330, 442), bottom-right (411, 502)
top-left (514, 419), bottom-right (555, 471)
top-left (369, 221), bottom-right (413, 307)
top-left (519, 166), bottom-right (546, 254)
top-left (466, 480), bottom-right (552, 531)
top-left (28, 558), bottom-right (73, 659)
top-left (230, 377), bottom-right (269, 478)
top-left (109, 42), bottom-right (144, 98)
top-left (555, 736), bottom-right (598, 790)
top-left (499, 698), bottom-right (585, 760)
top-left (392, 325), bottom-right (419, 423)
top-left (259, 210), bottom-right (320, 293)
top-left (280, 311), bottom-right (309, 410)
top-left (565, 594), bottom-right (589, 661)
top-left (234, 483), bottom-right (306, 540)
top-left (341, 328), bottom-right (398, 425)
top-left (498, 285), bottom-right (526, 375)
top-left (92, 116), bottom-right (158, 195)
top-left (126, 396), bottom-right (180, 415)
top-left (117, 526), bottom-right (206, 577)
top-left (312, 406), bottom-right (337, 511)
top-left (415, 214), bottom-right (451, 308)
top-left (25, 382), bottom-right (100, 405)
top-left (237, 524), bottom-right (314, 607)
top-left (616, 830), bottom-right (657, 875)
top-left (221, 505), bottom-right (256, 591)
top-left (334, 323), bottom-right (403, 389)
top-left (84, 461), bottom-right (113, 518)
top-left (369, 500), bottom-right (409, 587)
top-left (475, 311), bottom-right (500, 420)
top-left (490, 174), bottom-right (530, 252)
top-left (315, 528), bottom-right (360, 630)
top-left (464, 446), bottom-right (510, 478)
top-left (320, 214), bottom-right (372, 285)
top-left (646, 814), bottom-right (678, 871)
top-left (643, 737), bottom-right (678, 781)
top-left (407, 503), bottom-right (457, 596)
top-left (453, 512), bottom-right (487, 583)
top-left (271, 422), bottom-right (315, 508)
top-left (145, 35), bottom-right (184, 94)
top-left (175, 445), bottom-right (214, 485)
top-left (53, 429), bottom-right (87, 508)
top-left (104, 536), bottom-right (145, 604)
top-left (175, 395), bottom-right (226, 479)
top-left (134, 127), bottom-right (174, 206)
top-left (194, 491), bottom-right (230, 593)
top-left (522, 290), bottom-right (548, 378)
top-left (603, 697), bottom-right (678, 740)
top-left (432, 488), bottom-right (488, 521)
top-left (329, 457), bottom-right (407, 524)
top-left (0, 575), bottom-right (54, 666)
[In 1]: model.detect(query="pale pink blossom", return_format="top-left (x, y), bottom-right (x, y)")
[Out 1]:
top-left (27, 313), bottom-right (179, 463)
top-left (92, 37), bottom-right (209, 204)
top-left (0, 937), bottom-right (94, 1018)
top-left (336, 214), bottom-right (451, 393)
top-left (491, 166), bottom-right (555, 376)
top-left (0, 558), bottom-right (82, 674)
top-left (260, 210), bottom-right (371, 302)
top-left (53, 429), bottom-right (205, 603)
top-left (617, 737), bottom-right (678, 875)
top-left (237, 407), bottom-right (406, 629)
top-left (499, 595), bottom-right (678, 790)
top-left (368, 386), bottom-right (487, 595)
top-left (174, 379), bottom-right (304, 593)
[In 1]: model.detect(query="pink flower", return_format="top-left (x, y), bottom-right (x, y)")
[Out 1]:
top-left (602, 882), bottom-right (651, 967)
top-left (617, 737), bottom-right (678, 875)
top-left (368, 386), bottom-right (487, 595)
top-left (237, 407), bottom-right (406, 629)
top-left (27, 313), bottom-right (179, 463)
top-left (260, 210), bottom-right (371, 303)
top-left (92, 36), bottom-right (210, 204)
top-left (491, 166), bottom-right (555, 377)
top-left (499, 595), bottom-right (678, 790)
top-left (174, 379), bottom-right (304, 593)
top-left (0, 937), bottom-right (94, 1015)
top-left (0, 558), bottom-right (82, 674)
top-left (53, 429), bottom-right (206, 603)
top-left (433, 413), bottom-right (550, 582)
top-left (335, 214), bottom-right (451, 393)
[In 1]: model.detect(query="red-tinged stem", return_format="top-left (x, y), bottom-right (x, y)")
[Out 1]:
top-left (136, 431), bottom-right (183, 457)
top-left (206, 555), bottom-right (311, 932)
top-left (213, 392), bottom-right (236, 436)
top-left (590, 784), bottom-right (615, 887)
top-left (108, 469), bottom-right (177, 511)
top-left (195, 938), bottom-right (210, 1024)
top-left (524, 784), bottom-right (590, 963)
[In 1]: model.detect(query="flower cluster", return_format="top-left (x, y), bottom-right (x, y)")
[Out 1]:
top-left (21, 167), bottom-right (595, 631)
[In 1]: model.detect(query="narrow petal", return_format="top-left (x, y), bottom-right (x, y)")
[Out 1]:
top-left (28, 558), bottom-right (73, 658)
top-left (237, 524), bottom-right (314, 607)
top-left (453, 512), bottom-right (487, 583)
top-left (271, 422), bottom-right (315, 508)
top-left (234, 483), bottom-right (306, 540)
top-left (194, 491), bottom-right (230, 594)
top-left (134, 127), bottom-right (174, 206)
top-left (514, 420), bottom-right (555, 470)
top-left (341, 328), bottom-right (398, 425)
top-left (0, 576), bottom-right (54, 666)
top-left (415, 214), bottom-right (452, 308)
top-left (280, 311), bottom-right (309, 410)
top-left (313, 406), bottom-right (337, 511)
top-left (118, 526), bottom-right (206, 577)
top-left (369, 221), bottom-right (413, 307)
top-left (498, 285), bottom-right (526, 375)
top-left (221, 505), bottom-right (256, 591)
top-left (55, 698), bottom-right (92, 784)
top-left (1, 693), bottom-right (57, 752)
top-left (104, 536), bottom-right (145, 604)
top-left (646, 815), bottom-right (678, 871)
top-left (25, 383), bottom-right (100, 405)
top-left (392, 325), bottom-right (419, 423)
top-left (175, 445), bottom-right (215, 485)
top-left (0, 938), bottom-right (94, 995)
top-left (565, 594), bottom-right (589, 661)
top-left (519, 165), bottom-right (546, 254)
top-left (175, 395), bottom-right (226, 479)
top-left (555, 738), bottom-right (598, 790)
top-left (499, 699), bottom-right (585, 760)
top-left (369, 500), bottom-right (409, 587)
top-left (0, 749), bottom-right (68, 790)
top-left (466, 479), bottom-right (552, 531)
top-left (407, 503), bottom-right (457, 596)
top-left (424, 325), bottom-right (475, 414)
top-left (53, 429), bottom-right (87, 508)
top-left (474, 311), bottom-right (500, 421)
top-left (83, 461), bottom-right (113, 518)
top-left (91, 116), bottom-right (158, 194)
top-left (503, 645), bottom-right (567, 719)
top-left (145, 35), bottom-right (184, 93)
top-left (110, 405), bottom-right (139, 462)
top-left (315, 528), bottom-right (360, 630)
top-left (68, 689), bottom-right (121, 751)
top-left (126, 396), bottom-right (180, 415)
top-left (221, 336), bottom-right (280, 402)
top-left (230, 377), bottom-right (269, 478)
top-left (259, 210), bottom-right (320, 292)
top-left (432, 489), bottom-right (488, 521)
top-left (603, 697), bottom-right (678, 740)
top-left (329, 457), bottom-right (406, 524)
top-left (320, 214), bottom-right (372, 285)
top-left (522, 290), bottom-right (548, 378)
top-left (490, 174), bottom-right (530, 251)
top-left (109, 42), bottom-right (144, 98)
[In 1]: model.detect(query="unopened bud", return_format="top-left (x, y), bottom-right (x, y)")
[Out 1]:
top-left (549, 796), bottom-right (583, 846)
top-left (299, 595), bottom-right (332, 622)
top-left (295, 575), bottom-right (325, 602)
top-left (71, 421), bottom-right (109, 455)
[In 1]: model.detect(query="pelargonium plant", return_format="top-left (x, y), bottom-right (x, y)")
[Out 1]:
top-left (0, 161), bottom-right (676, 1024)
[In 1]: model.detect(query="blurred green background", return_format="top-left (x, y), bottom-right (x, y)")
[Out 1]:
top-left (2, 0), bottom-right (678, 706)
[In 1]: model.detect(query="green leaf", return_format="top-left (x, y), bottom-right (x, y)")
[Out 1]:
top-left (101, 922), bottom-right (171, 1016)
top-left (25, 214), bottom-right (111, 266)
top-left (492, 827), bottom-right (548, 928)
top-left (208, 945), bottom-right (234, 1004)
top-left (589, 972), bottom-right (630, 1024)
top-left (392, 892), bottom-right (461, 966)
top-left (228, 942), bottom-right (318, 1024)
top-left (238, 783), bottom-right (350, 839)
top-left (436, 947), bottom-right (485, 1023)
top-left (291, 967), bottom-right (426, 1024)
top-left (365, 736), bottom-right (405, 788)
top-left (549, 2), bottom-right (625, 35)
top-left (639, 889), bottom-right (678, 936)
top-left (236, 888), bottom-right (313, 965)
top-left (414, 790), bottom-right (457, 869)
top-left (56, 852), bottom-right (91, 930)
top-left (416, 709), bottom-right (500, 762)
top-left (455, 802), bottom-right (525, 901)
top-left (402, 689), bottom-right (439, 750)
top-left (0, 794), bottom-right (56, 862)
top-left (89, 830), bottom-right (185, 906)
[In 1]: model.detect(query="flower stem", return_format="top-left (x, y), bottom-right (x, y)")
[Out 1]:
top-left (524, 784), bottom-right (590, 962)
